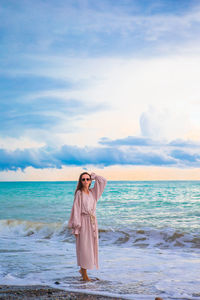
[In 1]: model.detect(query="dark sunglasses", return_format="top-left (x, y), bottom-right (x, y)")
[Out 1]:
top-left (81, 178), bottom-right (91, 182)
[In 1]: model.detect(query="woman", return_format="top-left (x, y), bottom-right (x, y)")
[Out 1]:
top-left (68, 172), bottom-right (107, 281)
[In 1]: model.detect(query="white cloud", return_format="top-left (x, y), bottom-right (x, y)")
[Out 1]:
top-left (0, 136), bottom-right (45, 151)
top-left (3, 0), bottom-right (200, 49)
top-left (2, 53), bottom-right (200, 148)
top-left (140, 106), bottom-right (191, 142)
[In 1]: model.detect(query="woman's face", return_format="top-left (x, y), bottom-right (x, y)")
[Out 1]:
top-left (81, 174), bottom-right (91, 189)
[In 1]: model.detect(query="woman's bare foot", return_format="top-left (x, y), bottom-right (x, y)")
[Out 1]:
top-left (85, 275), bottom-right (91, 281)
top-left (79, 268), bottom-right (91, 281)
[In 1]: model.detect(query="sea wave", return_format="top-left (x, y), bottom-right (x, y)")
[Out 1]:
top-left (0, 219), bottom-right (199, 250)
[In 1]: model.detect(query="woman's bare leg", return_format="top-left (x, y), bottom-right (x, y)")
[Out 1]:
top-left (79, 268), bottom-right (91, 281)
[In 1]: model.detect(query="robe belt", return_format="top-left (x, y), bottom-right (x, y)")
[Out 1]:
top-left (81, 212), bottom-right (97, 238)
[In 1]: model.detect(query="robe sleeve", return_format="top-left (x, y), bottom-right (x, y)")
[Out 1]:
top-left (90, 172), bottom-right (107, 201)
top-left (68, 190), bottom-right (82, 235)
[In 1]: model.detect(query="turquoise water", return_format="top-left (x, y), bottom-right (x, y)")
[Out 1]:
top-left (0, 180), bottom-right (200, 299)
top-left (1, 180), bottom-right (200, 231)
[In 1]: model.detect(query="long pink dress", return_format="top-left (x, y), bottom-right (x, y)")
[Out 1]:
top-left (68, 172), bottom-right (107, 270)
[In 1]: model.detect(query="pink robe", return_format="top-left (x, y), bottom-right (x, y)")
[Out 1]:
top-left (68, 172), bottom-right (107, 270)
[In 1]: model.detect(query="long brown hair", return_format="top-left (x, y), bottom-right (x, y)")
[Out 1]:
top-left (74, 172), bottom-right (92, 196)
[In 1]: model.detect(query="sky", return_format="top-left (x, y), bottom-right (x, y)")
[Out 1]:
top-left (1, 0), bottom-right (200, 181)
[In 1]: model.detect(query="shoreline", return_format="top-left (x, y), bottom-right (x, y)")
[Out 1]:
top-left (0, 284), bottom-right (125, 300)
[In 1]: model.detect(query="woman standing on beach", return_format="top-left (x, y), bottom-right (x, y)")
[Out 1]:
top-left (68, 172), bottom-right (107, 281)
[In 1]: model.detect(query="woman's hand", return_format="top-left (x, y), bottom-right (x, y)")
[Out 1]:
top-left (90, 172), bottom-right (96, 180)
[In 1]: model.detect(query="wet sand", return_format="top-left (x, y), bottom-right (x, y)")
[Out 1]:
top-left (0, 284), bottom-right (123, 300)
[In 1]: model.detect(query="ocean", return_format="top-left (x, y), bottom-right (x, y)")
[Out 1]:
top-left (0, 180), bottom-right (200, 299)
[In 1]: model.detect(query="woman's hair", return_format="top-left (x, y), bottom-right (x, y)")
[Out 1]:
top-left (74, 172), bottom-right (91, 196)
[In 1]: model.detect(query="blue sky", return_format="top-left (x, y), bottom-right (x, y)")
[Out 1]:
top-left (1, 0), bottom-right (200, 180)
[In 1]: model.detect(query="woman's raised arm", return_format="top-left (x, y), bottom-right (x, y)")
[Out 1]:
top-left (90, 172), bottom-right (107, 201)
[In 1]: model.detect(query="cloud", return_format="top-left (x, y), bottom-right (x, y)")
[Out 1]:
top-left (170, 149), bottom-right (200, 163)
top-left (1, 0), bottom-right (200, 177)
top-left (2, 139), bottom-right (200, 172)
top-left (1, 0), bottom-right (200, 57)
top-left (99, 136), bottom-right (200, 148)
top-left (0, 72), bottom-right (108, 138)
top-left (1, 54), bottom-right (199, 156)
top-left (0, 74), bottom-right (71, 99)
top-left (168, 139), bottom-right (200, 148)
top-left (99, 136), bottom-right (159, 146)
top-left (140, 106), bottom-right (190, 141)
top-left (0, 95), bottom-right (108, 138)
top-left (0, 147), bottom-right (58, 171)
top-left (97, 134), bottom-right (200, 168)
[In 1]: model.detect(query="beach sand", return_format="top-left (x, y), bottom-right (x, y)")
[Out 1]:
top-left (0, 284), bottom-right (124, 300)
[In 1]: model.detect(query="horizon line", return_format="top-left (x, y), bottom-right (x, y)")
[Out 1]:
top-left (1, 179), bottom-right (200, 182)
